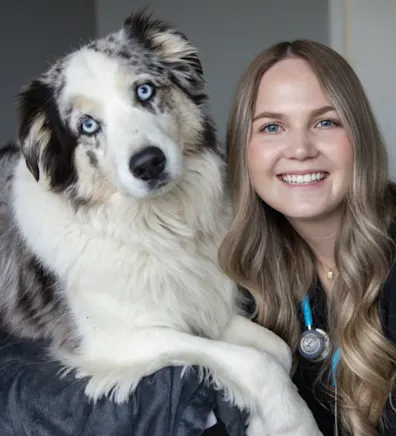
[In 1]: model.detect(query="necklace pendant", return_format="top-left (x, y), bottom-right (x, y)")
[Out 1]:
top-left (327, 269), bottom-right (334, 280)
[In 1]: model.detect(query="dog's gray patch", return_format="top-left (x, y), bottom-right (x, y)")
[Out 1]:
top-left (86, 150), bottom-right (98, 168)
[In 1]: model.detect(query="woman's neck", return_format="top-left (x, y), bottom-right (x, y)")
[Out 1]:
top-left (287, 211), bottom-right (343, 293)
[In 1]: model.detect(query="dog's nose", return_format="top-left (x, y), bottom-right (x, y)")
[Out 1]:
top-left (129, 146), bottom-right (166, 181)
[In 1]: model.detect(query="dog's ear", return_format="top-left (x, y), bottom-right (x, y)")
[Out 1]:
top-left (124, 9), bottom-right (205, 103)
top-left (16, 79), bottom-right (77, 191)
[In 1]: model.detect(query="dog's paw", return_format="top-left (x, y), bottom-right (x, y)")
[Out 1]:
top-left (55, 352), bottom-right (145, 403)
top-left (83, 369), bottom-right (143, 403)
top-left (254, 375), bottom-right (324, 436)
top-left (225, 347), bottom-right (321, 435)
top-left (246, 412), bottom-right (268, 436)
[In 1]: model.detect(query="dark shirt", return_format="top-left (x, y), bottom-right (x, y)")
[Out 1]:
top-left (293, 260), bottom-right (396, 436)
top-left (203, 423), bottom-right (228, 435)
top-left (210, 220), bottom-right (396, 436)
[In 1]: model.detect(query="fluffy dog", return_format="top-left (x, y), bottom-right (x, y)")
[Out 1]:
top-left (0, 10), bottom-right (322, 435)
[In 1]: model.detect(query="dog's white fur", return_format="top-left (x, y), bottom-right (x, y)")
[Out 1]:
top-left (2, 12), bottom-right (323, 435)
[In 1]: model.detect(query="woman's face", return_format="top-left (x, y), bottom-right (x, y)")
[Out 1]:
top-left (248, 57), bottom-right (353, 225)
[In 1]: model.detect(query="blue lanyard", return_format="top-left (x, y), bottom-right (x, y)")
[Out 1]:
top-left (301, 295), bottom-right (341, 387)
top-left (302, 295), bottom-right (314, 329)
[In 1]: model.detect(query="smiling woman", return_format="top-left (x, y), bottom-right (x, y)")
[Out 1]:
top-left (248, 56), bottom-right (353, 224)
top-left (219, 39), bottom-right (396, 436)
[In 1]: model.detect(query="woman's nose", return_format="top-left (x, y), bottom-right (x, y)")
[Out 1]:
top-left (283, 131), bottom-right (318, 161)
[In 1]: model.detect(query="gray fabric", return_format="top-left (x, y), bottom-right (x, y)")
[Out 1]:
top-left (0, 333), bottom-right (247, 436)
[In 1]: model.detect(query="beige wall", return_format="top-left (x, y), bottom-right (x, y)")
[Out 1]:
top-left (329, 0), bottom-right (396, 176)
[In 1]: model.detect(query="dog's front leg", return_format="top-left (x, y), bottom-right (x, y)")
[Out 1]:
top-left (58, 326), bottom-right (272, 410)
top-left (58, 322), bottom-right (322, 436)
top-left (222, 316), bottom-right (323, 436)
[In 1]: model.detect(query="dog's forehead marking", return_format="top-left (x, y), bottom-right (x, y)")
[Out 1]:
top-left (72, 95), bottom-right (104, 118)
top-left (61, 48), bottom-right (143, 111)
top-left (65, 49), bottom-right (134, 90)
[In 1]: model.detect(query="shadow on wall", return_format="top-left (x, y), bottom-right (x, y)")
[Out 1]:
top-left (0, 0), bottom-right (96, 145)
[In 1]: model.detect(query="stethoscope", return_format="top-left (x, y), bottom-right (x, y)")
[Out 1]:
top-left (298, 295), bottom-right (341, 387)
top-left (298, 295), bottom-right (342, 436)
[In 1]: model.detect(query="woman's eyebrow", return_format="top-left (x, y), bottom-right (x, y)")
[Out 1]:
top-left (252, 105), bottom-right (336, 122)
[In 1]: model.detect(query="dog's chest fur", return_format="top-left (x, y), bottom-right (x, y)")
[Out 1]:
top-left (1, 153), bottom-right (235, 353)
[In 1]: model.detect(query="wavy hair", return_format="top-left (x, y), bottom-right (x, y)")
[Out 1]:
top-left (218, 40), bottom-right (396, 435)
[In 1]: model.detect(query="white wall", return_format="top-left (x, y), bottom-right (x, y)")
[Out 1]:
top-left (328, 0), bottom-right (396, 176)
top-left (95, 0), bottom-right (329, 141)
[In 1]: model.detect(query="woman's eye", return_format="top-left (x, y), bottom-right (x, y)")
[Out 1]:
top-left (261, 123), bottom-right (282, 134)
top-left (316, 119), bottom-right (339, 128)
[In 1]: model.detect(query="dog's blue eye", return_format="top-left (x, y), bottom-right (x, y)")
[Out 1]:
top-left (80, 117), bottom-right (100, 135)
top-left (136, 83), bottom-right (155, 102)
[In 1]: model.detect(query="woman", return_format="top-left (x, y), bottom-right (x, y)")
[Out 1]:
top-left (219, 40), bottom-right (396, 436)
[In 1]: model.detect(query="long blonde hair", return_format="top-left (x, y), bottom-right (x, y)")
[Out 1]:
top-left (218, 40), bottom-right (396, 435)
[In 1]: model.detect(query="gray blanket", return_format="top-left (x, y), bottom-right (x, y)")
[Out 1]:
top-left (0, 333), bottom-right (247, 436)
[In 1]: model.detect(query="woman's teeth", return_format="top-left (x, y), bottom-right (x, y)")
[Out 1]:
top-left (281, 172), bottom-right (326, 185)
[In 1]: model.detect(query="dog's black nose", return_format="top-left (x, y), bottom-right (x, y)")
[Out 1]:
top-left (129, 146), bottom-right (166, 181)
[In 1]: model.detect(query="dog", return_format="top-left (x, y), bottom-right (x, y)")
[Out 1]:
top-left (0, 10), bottom-right (322, 435)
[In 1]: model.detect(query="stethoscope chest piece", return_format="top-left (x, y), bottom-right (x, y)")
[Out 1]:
top-left (298, 327), bottom-right (330, 361)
